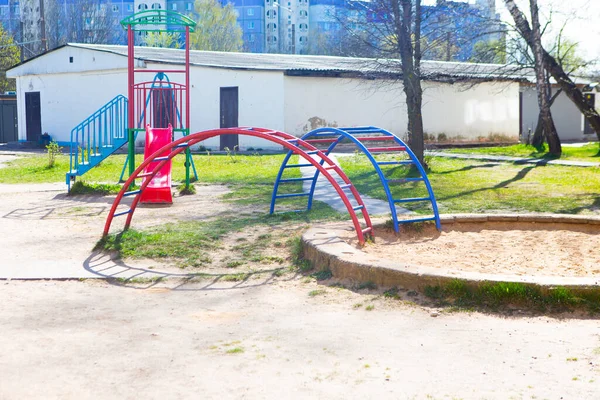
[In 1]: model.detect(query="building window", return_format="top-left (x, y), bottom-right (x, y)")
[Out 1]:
top-left (187, 2), bottom-right (193, 10)
top-left (247, 21), bottom-right (255, 29)
top-left (247, 8), bottom-right (254, 16)
top-left (127, 4), bottom-right (133, 11)
top-left (323, 23), bottom-right (330, 31)
top-left (299, 23), bottom-right (307, 31)
top-left (267, 23), bottom-right (277, 31)
top-left (138, 4), bottom-right (148, 10)
top-left (249, 34), bottom-right (255, 42)
top-left (151, 3), bottom-right (162, 9)
top-left (266, 10), bottom-right (277, 18)
top-left (299, 10), bottom-right (307, 17)
top-left (111, 5), bottom-right (119, 12)
top-left (299, 36), bottom-right (307, 43)
top-left (267, 35), bottom-right (277, 43)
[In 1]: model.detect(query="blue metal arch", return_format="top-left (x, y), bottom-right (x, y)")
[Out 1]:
top-left (270, 126), bottom-right (441, 232)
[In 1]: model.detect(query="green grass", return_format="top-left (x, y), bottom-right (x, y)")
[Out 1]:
top-left (444, 143), bottom-right (600, 162)
top-left (339, 156), bottom-right (600, 215)
top-left (0, 152), bottom-right (301, 186)
top-left (97, 206), bottom-right (339, 268)
top-left (423, 279), bottom-right (600, 312)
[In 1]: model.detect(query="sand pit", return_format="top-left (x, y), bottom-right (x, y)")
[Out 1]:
top-left (356, 220), bottom-right (600, 278)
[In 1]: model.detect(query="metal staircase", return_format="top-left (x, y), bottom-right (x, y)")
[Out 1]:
top-left (65, 95), bottom-right (128, 190)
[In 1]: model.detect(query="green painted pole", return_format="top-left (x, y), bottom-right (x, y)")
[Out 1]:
top-left (128, 129), bottom-right (135, 178)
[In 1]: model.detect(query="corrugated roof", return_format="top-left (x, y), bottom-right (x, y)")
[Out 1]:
top-left (66, 43), bottom-right (530, 83)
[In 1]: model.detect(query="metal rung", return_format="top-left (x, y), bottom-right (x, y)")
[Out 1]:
top-left (362, 227), bottom-right (373, 234)
top-left (280, 177), bottom-right (315, 183)
top-left (306, 150), bottom-right (320, 155)
top-left (273, 209), bottom-right (308, 215)
top-left (398, 217), bottom-right (436, 224)
top-left (367, 146), bottom-right (406, 152)
top-left (154, 156), bottom-right (170, 161)
top-left (387, 178), bottom-right (424, 183)
top-left (377, 160), bottom-right (414, 165)
top-left (304, 138), bottom-right (339, 144)
top-left (339, 183), bottom-right (352, 189)
top-left (394, 197), bottom-right (431, 203)
top-left (174, 143), bottom-right (189, 148)
top-left (275, 192), bottom-right (310, 199)
top-left (325, 165), bottom-right (337, 170)
top-left (284, 163), bottom-right (313, 168)
top-left (123, 190), bottom-right (142, 197)
top-left (114, 209), bottom-right (132, 217)
top-left (137, 173), bottom-right (153, 178)
top-left (353, 205), bottom-right (364, 211)
top-left (355, 136), bottom-right (394, 142)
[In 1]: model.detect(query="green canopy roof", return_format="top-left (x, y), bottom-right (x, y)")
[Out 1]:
top-left (120, 10), bottom-right (196, 32)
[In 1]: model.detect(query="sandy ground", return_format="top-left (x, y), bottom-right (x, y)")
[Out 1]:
top-left (0, 156), bottom-right (600, 398)
top-left (1, 279), bottom-right (599, 400)
top-left (356, 222), bottom-right (600, 278)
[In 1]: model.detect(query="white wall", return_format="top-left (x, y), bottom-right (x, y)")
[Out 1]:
top-left (283, 76), bottom-right (408, 136)
top-left (184, 64), bottom-right (286, 149)
top-left (521, 85), bottom-right (584, 142)
top-left (422, 81), bottom-right (520, 140)
top-left (8, 46), bottom-right (129, 77)
top-left (284, 76), bottom-right (520, 141)
top-left (14, 69), bottom-right (127, 143)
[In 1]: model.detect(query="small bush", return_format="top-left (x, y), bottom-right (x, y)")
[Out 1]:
top-left (46, 141), bottom-right (63, 168)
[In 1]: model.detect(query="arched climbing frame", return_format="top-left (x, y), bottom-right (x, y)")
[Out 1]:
top-left (271, 126), bottom-right (441, 232)
top-left (103, 128), bottom-right (374, 244)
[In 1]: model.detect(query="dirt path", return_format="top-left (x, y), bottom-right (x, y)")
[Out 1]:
top-left (0, 279), bottom-right (599, 399)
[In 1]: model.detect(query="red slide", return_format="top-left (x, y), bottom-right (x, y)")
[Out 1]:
top-left (140, 124), bottom-right (173, 204)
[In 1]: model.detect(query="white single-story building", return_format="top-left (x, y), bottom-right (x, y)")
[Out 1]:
top-left (6, 43), bottom-right (596, 149)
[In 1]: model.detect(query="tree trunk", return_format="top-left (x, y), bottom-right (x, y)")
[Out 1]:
top-left (396, 0), bottom-right (425, 165)
top-left (527, 0), bottom-right (561, 155)
top-left (504, 0), bottom-right (600, 143)
top-left (531, 84), bottom-right (562, 148)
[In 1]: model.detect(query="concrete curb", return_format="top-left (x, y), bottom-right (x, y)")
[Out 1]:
top-left (302, 214), bottom-right (600, 294)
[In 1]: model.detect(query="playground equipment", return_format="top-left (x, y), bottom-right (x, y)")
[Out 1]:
top-left (139, 125), bottom-right (173, 204)
top-left (66, 10), bottom-right (197, 190)
top-left (271, 126), bottom-right (441, 232)
top-left (103, 127), bottom-right (374, 244)
top-left (87, 10), bottom-right (440, 245)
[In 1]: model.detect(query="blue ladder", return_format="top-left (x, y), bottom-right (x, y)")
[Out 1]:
top-left (271, 126), bottom-right (441, 232)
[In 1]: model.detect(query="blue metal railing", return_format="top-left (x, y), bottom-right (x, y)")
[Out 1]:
top-left (66, 95), bottom-right (128, 187)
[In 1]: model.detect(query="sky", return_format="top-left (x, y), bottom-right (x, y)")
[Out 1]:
top-left (423, 0), bottom-right (600, 64)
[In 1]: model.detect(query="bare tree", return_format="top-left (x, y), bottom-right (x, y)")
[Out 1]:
top-left (504, 0), bottom-right (600, 142)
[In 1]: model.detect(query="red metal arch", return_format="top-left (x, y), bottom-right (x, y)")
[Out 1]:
top-left (103, 128), bottom-right (373, 244)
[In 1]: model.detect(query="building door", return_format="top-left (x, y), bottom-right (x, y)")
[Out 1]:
top-left (220, 87), bottom-right (239, 150)
top-left (25, 92), bottom-right (42, 142)
top-left (583, 93), bottom-right (595, 135)
top-left (0, 96), bottom-right (18, 143)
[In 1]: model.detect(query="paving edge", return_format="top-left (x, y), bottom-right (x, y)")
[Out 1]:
top-left (302, 214), bottom-right (600, 294)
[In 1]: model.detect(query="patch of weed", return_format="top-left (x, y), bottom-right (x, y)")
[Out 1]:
top-left (222, 273), bottom-right (250, 282)
top-left (226, 260), bottom-right (245, 268)
top-left (308, 289), bottom-right (326, 297)
top-left (365, 305), bottom-right (375, 311)
top-left (357, 281), bottom-right (377, 291)
top-left (69, 181), bottom-right (122, 196)
top-left (311, 269), bottom-right (332, 281)
top-left (383, 287), bottom-right (400, 299)
top-left (178, 183), bottom-right (196, 196)
top-left (226, 347), bottom-right (244, 354)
